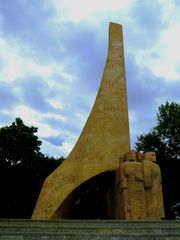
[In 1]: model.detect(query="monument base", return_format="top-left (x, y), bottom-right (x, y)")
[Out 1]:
top-left (0, 219), bottom-right (180, 240)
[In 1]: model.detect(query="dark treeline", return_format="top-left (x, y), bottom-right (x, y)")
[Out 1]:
top-left (0, 118), bottom-right (64, 218)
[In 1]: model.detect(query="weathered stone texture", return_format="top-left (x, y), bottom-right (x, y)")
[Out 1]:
top-left (1, 219), bottom-right (180, 239)
top-left (32, 22), bottom-right (165, 221)
top-left (32, 22), bottom-right (131, 219)
top-left (116, 151), bottom-right (164, 220)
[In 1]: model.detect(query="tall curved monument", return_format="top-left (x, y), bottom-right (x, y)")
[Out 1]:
top-left (32, 23), bottom-right (164, 220)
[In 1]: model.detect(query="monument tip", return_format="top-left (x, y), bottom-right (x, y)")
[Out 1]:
top-left (109, 22), bottom-right (122, 28)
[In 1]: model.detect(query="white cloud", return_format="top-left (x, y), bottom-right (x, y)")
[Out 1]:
top-left (41, 138), bottom-right (74, 157)
top-left (132, 1), bottom-right (180, 82)
top-left (0, 38), bottom-right (22, 81)
top-left (61, 141), bottom-right (74, 156)
top-left (0, 36), bottom-right (54, 82)
top-left (134, 27), bottom-right (180, 82)
top-left (10, 104), bottom-right (76, 157)
top-left (50, 0), bottom-right (134, 24)
top-left (0, 27), bottom-right (82, 157)
top-left (12, 105), bottom-right (59, 136)
top-left (129, 110), bottom-right (139, 136)
top-left (47, 99), bottom-right (63, 109)
top-left (160, 0), bottom-right (179, 22)
top-left (0, 34), bottom-right (77, 85)
top-left (46, 113), bottom-right (66, 124)
top-left (151, 22), bottom-right (180, 81)
top-left (40, 139), bottom-right (66, 157)
top-left (12, 105), bottom-right (41, 125)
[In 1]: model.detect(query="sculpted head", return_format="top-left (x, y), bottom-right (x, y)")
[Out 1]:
top-left (136, 152), bottom-right (143, 162)
top-left (143, 152), bottom-right (156, 163)
top-left (124, 151), bottom-right (137, 162)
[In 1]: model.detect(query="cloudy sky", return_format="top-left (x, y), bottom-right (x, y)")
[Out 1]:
top-left (0, 0), bottom-right (180, 157)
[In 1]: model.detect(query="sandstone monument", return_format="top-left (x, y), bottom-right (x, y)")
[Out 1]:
top-left (116, 151), bottom-right (164, 220)
top-left (32, 22), bottom-right (164, 220)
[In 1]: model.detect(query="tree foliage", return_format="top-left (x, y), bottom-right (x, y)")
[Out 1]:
top-left (0, 118), bottom-right (63, 218)
top-left (0, 118), bottom-right (42, 167)
top-left (135, 102), bottom-right (180, 219)
top-left (136, 102), bottom-right (180, 162)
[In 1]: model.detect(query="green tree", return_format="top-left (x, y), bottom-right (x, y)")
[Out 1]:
top-left (0, 118), bottom-right (63, 218)
top-left (136, 102), bottom-right (180, 162)
top-left (0, 118), bottom-right (42, 167)
top-left (135, 102), bottom-right (180, 219)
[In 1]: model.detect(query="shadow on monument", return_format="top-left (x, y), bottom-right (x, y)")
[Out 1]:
top-left (53, 171), bottom-right (115, 219)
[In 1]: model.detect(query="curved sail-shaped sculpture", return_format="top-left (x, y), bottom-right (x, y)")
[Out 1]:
top-left (32, 22), bottom-right (130, 219)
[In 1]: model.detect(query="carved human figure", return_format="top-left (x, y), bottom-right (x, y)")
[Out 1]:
top-left (142, 152), bottom-right (165, 219)
top-left (118, 151), bottom-right (146, 220)
top-left (136, 151), bottom-right (143, 162)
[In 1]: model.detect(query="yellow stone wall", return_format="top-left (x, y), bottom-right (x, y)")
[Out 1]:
top-left (32, 22), bottom-right (131, 219)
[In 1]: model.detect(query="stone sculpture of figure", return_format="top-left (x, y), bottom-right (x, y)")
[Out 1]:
top-left (116, 150), bottom-right (165, 220)
top-left (142, 152), bottom-right (165, 219)
top-left (118, 151), bottom-right (146, 220)
top-left (136, 151), bottom-right (143, 162)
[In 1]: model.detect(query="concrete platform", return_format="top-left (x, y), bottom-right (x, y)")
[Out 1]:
top-left (0, 219), bottom-right (180, 239)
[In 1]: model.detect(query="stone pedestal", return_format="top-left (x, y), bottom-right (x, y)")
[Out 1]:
top-left (1, 219), bottom-right (180, 239)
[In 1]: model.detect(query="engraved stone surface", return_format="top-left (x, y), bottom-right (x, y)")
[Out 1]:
top-left (142, 152), bottom-right (165, 219)
top-left (32, 22), bottom-right (165, 221)
top-left (32, 22), bottom-right (131, 219)
top-left (116, 151), bottom-right (165, 220)
top-left (118, 151), bottom-right (147, 220)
